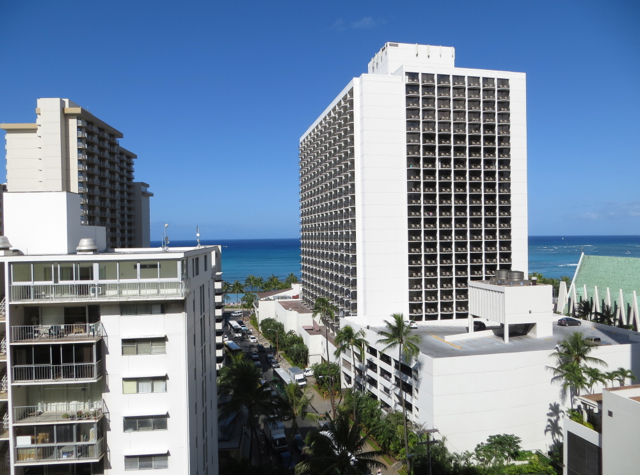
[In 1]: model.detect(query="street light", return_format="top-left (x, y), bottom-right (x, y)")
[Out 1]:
top-left (409, 428), bottom-right (439, 475)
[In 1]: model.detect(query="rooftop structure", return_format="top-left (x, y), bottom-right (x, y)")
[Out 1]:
top-left (299, 42), bottom-right (527, 325)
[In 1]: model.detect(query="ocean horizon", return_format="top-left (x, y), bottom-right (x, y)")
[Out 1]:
top-left (153, 235), bottom-right (640, 284)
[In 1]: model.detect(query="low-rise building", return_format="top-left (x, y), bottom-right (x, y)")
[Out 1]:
top-left (567, 384), bottom-right (640, 475)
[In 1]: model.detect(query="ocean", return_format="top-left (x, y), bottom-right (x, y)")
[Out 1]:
top-left (157, 236), bottom-right (640, 285)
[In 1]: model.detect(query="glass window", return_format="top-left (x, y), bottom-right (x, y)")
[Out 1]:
top-left (204, 255), bottom-right (208, 272)
top-left (122, 341), bottom-right (136, 355)
top-left (154, 456), bottom-right (168, 469)
top-left (137, 340), bottom-right (151, 354)
top-left (119, 262), bottom-right (137, 280)
top-left (138, 380), bottom-right (152, 393)
top-left (137, 418), bottom-right (153, 431)
top-left (33, 263), bottom-right (53, 282)
top-left (123, 416), bottom-right (168, 433)
top-left (12, 264), bottom-right (32, 282)
top-left (140, 261), bottom-right (158, 279)
top-left (150, 339), bottom-right (166, 355)
top-left (159, 261), bottom-right (177, 279)
top-left (122, 380), bottom-right (137, 394)
top-left (99, 262), bottom-right (117, 280)
top-left (138, 457), bottom-right (153, 470)
top-left (77, 263), bottom-right (93, 281)
top-left (59, 263), bottom-right (74, 281)
top-left (153, 379), bottom-right (166, 393)
top-left (123, 418), bottom-right (137, 433)
top-left (153, 417), bottom-right (168, 430)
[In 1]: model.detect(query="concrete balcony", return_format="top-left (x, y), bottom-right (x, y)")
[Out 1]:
top-left (11, 281), bottom-right (187, 304)
top-left (13, 361), bottom-right (102, 385)
top-left (11, 323), bottom-right (104, 344)
top-left (14, 400), bottom-right (107, 425)
top-left (15, 437), bottom-right (104, 465)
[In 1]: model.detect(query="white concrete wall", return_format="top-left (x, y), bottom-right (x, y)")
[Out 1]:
top-left (355, 74), bottom-right (409, 319)
top-left (602, 388), bottom-right (640, 474)
top-left (469, 282), bottom-right (554, 324)
top-left (4, 192), bottom-right (106, 254)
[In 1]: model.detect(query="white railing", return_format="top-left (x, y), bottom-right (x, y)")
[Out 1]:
top-left (14, 400), bottom-right (106, 424)
top-left (13, 361), bottom-right (102, 383)
top-left (15, 437), bottom-right (104, 464)
top-left (11, 281), bottom-right (186, 302)
top-left (0, 297), bottom-right (5, 321)
top-left (0, 338), bottom-right (4, 358)
top-left (12, 322), bottom-right (105, 343)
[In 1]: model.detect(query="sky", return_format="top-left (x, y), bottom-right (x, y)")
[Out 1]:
top-left (1, 0), bottom-right (639, 240)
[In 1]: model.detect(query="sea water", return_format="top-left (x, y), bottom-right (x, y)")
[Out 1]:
top-left (157, 236), bottom-right (640, 284)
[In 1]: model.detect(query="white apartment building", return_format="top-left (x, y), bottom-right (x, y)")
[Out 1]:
top-left (567, 384), bottom-right (640, 475)
top-left (1, 98), bottom-right (152, 249)
top-left (299, 43), bottom-right (527, 322)
top-left (0, 229), bottom-right (223, 474)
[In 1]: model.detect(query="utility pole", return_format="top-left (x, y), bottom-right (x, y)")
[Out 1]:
top-left (411, 428), bottom-right (439, 475)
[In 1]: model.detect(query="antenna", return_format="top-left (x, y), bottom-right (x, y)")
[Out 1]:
top-left (162, 224), bottom-right (170, 252)
top-left (196, 226), bottom-right (201, 248)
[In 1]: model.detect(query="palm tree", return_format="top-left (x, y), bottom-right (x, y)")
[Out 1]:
top-left (285, 273), bottom-right (299, 286)
top-left (551, 332), bottom-right (606, 368)
top-left (575, 299), bottom-right (592, 321)
top-left (218, 355), bottom-right (282, 464)
top-left (264, 274), bottom-right (281, 291)
top-left (295, 410), bottom-right (385, 475)
top-left (603, 371), bottom-right (618, 388)
top-left (376, 313), bottom-right (422, 475)
top-left (334, 325), bottom-right (366, 419)
top-left (281, 383), bottom-right (317, 442)
top-left (255, 276), bottom-right (265, 292)
top-left (244, 275), bottom-right (259, 291)
top-left (222, 281), bottom-right (231, 304)
top-left (312, 297), bottom-right (338, 418)
top-left (550, 362), bottom-right (587, 408)
top-left (584, 367), bottom-right (606, 393)
top-left (230, 280), bottom-right (244, 305)
top-left (614, 367), bottom-right (636, 387)
top-left (594, 304), bottom-right (615, 326)
top-left (241, 292), bottom-right (257, 315)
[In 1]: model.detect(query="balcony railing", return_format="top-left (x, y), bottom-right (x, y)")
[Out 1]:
top-left (12, 323), bottom-right (105, 343)
top-left (11, 282), bottom-right (186, 303)
top-left (15, 437), bottom-right (104, 465)
top-left (14, 400), bottom-right (107, 424)
top-left (13, 361), bottom-right (102, 384)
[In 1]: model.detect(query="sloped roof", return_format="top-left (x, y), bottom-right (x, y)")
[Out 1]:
top-left (574, 255), bottom-right (640, 308)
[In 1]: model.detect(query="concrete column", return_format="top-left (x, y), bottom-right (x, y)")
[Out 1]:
top-left (503, 324), bottom-right (509, 343)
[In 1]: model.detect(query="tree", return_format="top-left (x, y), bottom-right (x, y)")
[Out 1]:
top-left (264, 274), bottom-right (282, 291)
top-left (474, 434), bottom-right (522, 466)
top-left (584, 367), bottom-right (606, 393)
top-left (255, 276), bottom-right (265, 292)
top-left (241, 292), bottom-right (257, 314)
top-left (594, 304), bottom-right (615, 326)
top-left (222, 281), bottom-right (231, 303)
top-left (244, 275), bottom-right (259, 292)
top-left (603, 371), bottom-right (618, 388)
top-left (312, 297), bottom-right (338, 418)
top-left (614, 367), bottom-right (636, 387)
top-left (285, 273), bottom-right (299, 286)
top-left (551, 332), bottom-right (606, 368)
top-left (295, 410), bottom-right (385, 475)
top-left (218, 355), bottom-right (282, 464)
top-left (230, 280), bottom-right (244, 305)
top-left (376, 313), bottom-right (422, 475)
top-left (281, 383), bottom-right (317, 441)
top-left (575, 300), bottom-right (592, 321)
top-left (334, 325), bottom-right (366, 419)
top-left (553, 363), bottom-right (588, 408)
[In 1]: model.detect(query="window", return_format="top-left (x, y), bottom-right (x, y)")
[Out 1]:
top-left (204, 255), bottom-right (208, 272)
top-left (119, 262), bottom-right (138, 280)
top-left (125, 455), bottom-right (168, 470)
top-left (121, 303), bottom-right (166, 316)
top-left (122, 338), bottom-right (166, 355)
top-left (140, 261), bottom-right (159, 279)
top-left (123, 378), bottom-right (167, 394)
top-left (123, 416), bottom-right (168, 432)
top-left (159, 261), bottom-right (178, 279)
top-left (99, 262), bottom-right (117, 280)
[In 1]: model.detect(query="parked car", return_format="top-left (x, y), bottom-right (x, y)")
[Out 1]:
top-left (249, 335), bottom-right (258, 343)
top-left (473, 321), bottom-right (487, 331)
top-left (409, 321), bottom-right (418, 329)
top-left (254, 360), bottom-right (263, 370)
top-left (257, 344), bottom-right (265, 353)
top-left (303, 367), bottom-right (313, 377)
top-left (558, 317), bottom-right (581, 327)
top-left (251, 351), bottom-right (259, 361)
top-left (231, 311), bottom-right (243, 317)
top-left (222, 335), bottom-right (229, 342)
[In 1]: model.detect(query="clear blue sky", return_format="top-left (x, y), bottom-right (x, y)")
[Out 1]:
top-left (1, 0), bottom-right (638, 240)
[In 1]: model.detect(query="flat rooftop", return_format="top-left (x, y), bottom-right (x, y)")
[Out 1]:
top-left (278, 300), bottom-right (311, 314)
top-left (365, 321), bottom-right (640, 359)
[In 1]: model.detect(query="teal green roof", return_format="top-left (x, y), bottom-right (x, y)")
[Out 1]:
top-left (574, 255), bottom-right (640, 310)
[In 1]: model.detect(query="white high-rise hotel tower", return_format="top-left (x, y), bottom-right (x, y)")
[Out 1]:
top-left (300, 43), bottom-right (527, 320)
